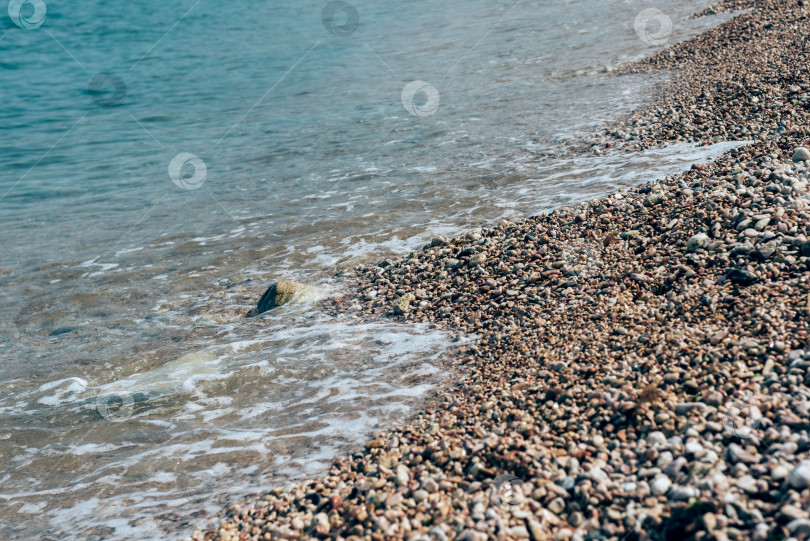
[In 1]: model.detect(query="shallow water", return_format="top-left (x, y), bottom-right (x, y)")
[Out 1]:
top-left (0, 0), bottom-right (744, 538)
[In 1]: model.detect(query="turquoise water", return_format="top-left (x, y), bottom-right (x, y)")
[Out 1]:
top-left (0, 0), bottom-right (740, 538)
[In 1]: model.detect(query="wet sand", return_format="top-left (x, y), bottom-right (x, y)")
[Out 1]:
top-left (196, 0), bottom-right (810, 539)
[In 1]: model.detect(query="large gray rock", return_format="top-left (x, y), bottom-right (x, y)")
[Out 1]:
top-left (247, 280), bottom-right (320, 316)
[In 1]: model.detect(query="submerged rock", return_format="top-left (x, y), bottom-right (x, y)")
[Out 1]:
top-left (247, 280), bottom-right (318, 316)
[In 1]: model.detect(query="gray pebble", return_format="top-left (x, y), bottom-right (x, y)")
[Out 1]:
top-left (686, 233), bottom-right (710, 252)
top-left (668, 485), bottom-right (698, 501)
top-left (789, 460), bottom-right (810, 489)
top-left (793, 147), bottom-right (810, 162)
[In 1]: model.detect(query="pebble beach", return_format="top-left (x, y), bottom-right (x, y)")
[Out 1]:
top-left (197, 0), bottom-right (810, 539)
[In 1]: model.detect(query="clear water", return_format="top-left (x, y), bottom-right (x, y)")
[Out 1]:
top-left (0, 0), bottom-right (742, 538)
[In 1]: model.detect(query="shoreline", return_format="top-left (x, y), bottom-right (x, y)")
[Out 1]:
top-left (198, 1), bottom-right (810, 539)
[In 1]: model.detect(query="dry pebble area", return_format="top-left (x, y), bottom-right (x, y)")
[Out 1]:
top-left (196, 1), bottom-right (810, 540)
top-left (597, 0), bottom-right (810, 151)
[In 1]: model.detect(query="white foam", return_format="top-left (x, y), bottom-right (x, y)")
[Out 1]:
top-left (69, 443), bottom-right (123, 456)
top-left (16, 501), bottom-right (47, 514)
top-left (36, 377), bottom-right (88, 406)
top-left (78, 257), bottom-right (119, 272)
top-left (115, 246), bottom-right (144, 256)
top-left (95, 349), bottom-right (227, 396)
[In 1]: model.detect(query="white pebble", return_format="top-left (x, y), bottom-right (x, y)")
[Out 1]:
top-left (647, 431), bottom-right (667, 448)
top-left (651, 475), bottom-right (672, 496)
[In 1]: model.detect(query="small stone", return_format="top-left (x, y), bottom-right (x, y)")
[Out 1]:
top-left (789, 460), bottom-right (810, 489)
top-left (413, 489), bottom-right (429, 503)
top-left (757, 241), bottom-right (779, 259)
top-left (568, 511), bottom-right (584, 527)
top-left (727, 443), bottom-right (757, 464)
top-left (644, 192), bottom-right (666, 206)
top-left (311, 512), bottom-right (330, 535)
top-left (468, 253), bottom-right (487, 267)
top-left (685, 440), bottom-right (706, 458)
top-left (630, 273), bottom-right (649, 283)
top-left (754, 217), bottom-right (771, 231)
top-left (421, 477), bottom-right (438, 493)
top-left (736, 475), bottom-right (757, 493)
top-left (675, 402), bottom-right (706, 414)
top-left (772, 465), bottom-right (790, 480)
top-left (663, 457), bottom-right (687, 478)
top-left (509, 526), bottom-right (530, 539)
top-left (793, 147), bottom-right (810, 162)
top-left (393, 293), bottom-right (415, 315)
top-left (638, 466), bottom-right (660, 485)
top-left (704, 390), bottom-right (724, 404)
top-left (525, 519), bottom-right (544, 541)
top-left (788, 518), bottom-right (810, 536)
top-left (562, 476), bottom-right (575, 490)
top-left (647, 431), bottom-right (667, 447)
top-left (353, 505), bottom-right (368, 522)
top-left (711, 472), bottom-right (729, 490)
top-left (657, 452), bottom-right (673, 469)
top-left (291, 515), bottom-right (305, 530)
top-left (780, 504), bottom-right (809, 521)
top-left (548, 497), bottom-right (565, 514)
top-left (725, 268), bottom-right (757, 285)
top-left (365, 438), bottom-right (384, 449)
top-left (385, 493), bottom-right (403, 507)
top-left (651, 475), bottom-right (672, 496)
top-left (396, 465), bottom-right (410, 486)
top-left (781, 441), bottom-right (799, 455)
top-left (705, 421), bottom-right (723, 432)
top-left (587, 467), bottom-right (607, 481)
top-left (687, 233), bottom-right (711, 252)
top-left (668, 485), bottom-right (698, 500)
